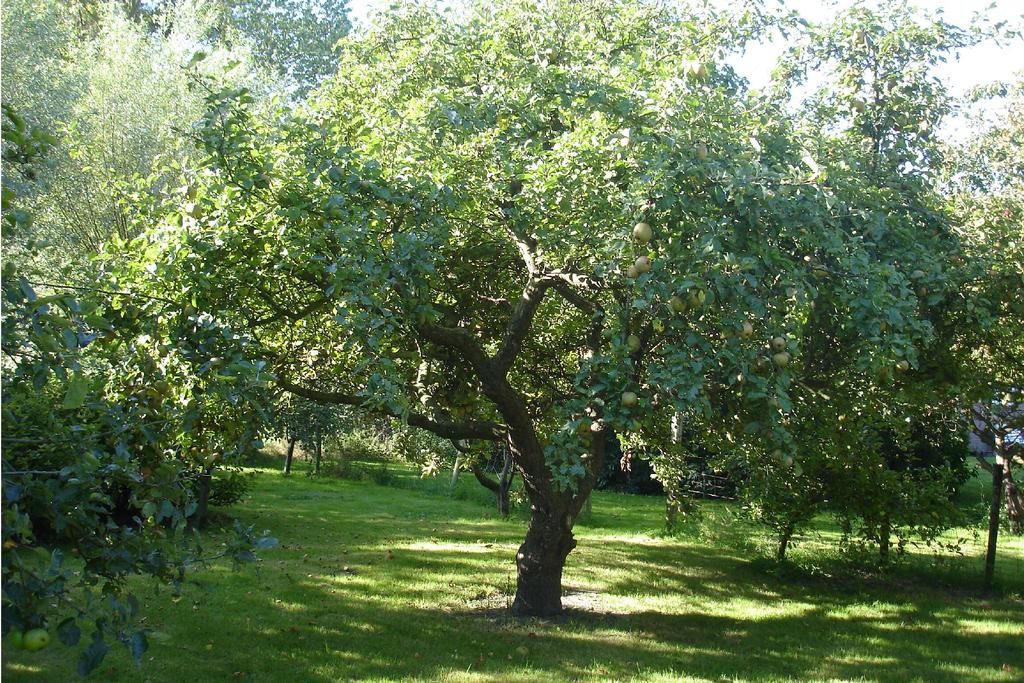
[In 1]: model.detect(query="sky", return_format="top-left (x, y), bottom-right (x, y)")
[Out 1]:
top-left (343, 0), bottom-right (1023, 137)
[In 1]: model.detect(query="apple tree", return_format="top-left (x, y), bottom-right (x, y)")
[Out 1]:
top-left (116, 0), bottom-right (954, 614)
top-left (941, 75), bottom-right (1024, 585)
top-left (1, 105), bottom-right (275, 671)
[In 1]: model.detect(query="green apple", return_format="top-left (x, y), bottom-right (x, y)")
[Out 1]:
top-left (626, 335), bottom-right (641, 352)
top-left (626, 264), bottom-right (640, 279)
top-left (688, 288), bottom-right (706, 308)
top-left (851, 98), bottom-right (866, 113)
top-left (23, 628), bottom-right (49, 652)
top-left (634, 256), bottom-right (651, 273)
top-left (772, 351), bottom-right (791, 368)
top-left (9, 630), bottom-right (24, 649)
top-left (669, 295), bottom-right (687, 313)
top-left (621, 391), bottom-right (638, 407)
top-left (770, 335), bottom-right (787, 352)
top-left (695, 143), bottom-right (708, 161)
top-left (632, 222), bottom-right (653, 243)
top-left (896, 360), bottom-right (910, 372)
top-left (739, 321), bottom-right (753, 339)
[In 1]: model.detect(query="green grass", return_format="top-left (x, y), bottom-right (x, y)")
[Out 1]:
top-left (4, 459), bottom-right (1023, 682)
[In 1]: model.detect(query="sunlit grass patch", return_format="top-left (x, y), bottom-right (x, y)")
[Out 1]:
top-left (4, 465), bottom-right (1022, 682)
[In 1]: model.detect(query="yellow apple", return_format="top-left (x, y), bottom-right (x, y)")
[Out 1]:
top-left (633, 222), bottom-right (653, 242)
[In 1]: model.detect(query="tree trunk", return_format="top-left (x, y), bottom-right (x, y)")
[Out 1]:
top-left (879, 513), bottom-right (891, 563)
top-left (777, 522), bottom-right (795, 562)
top-left (449, 456), bottom-right (462, 495)
top-left (511, 503), bottom-right (577, 616)
top-left (497, 444), bottom-right (515, 518)
top-left (985, 449), bottom-right (1004, 592)
top-left (497, 481), bottom-right (512, 518)
top-left (508, 432), bottom-right (602, 616)
top-left (1001, 460), bottom-right (1022, 535)
top-left (314, 434), bottom-right (322, 476)
top-left (284, 437), bottom-right (296, 475)
top-left (666, 487), bottom-right (681, 532)
top-left (193, 465), bottom-right (214, 529)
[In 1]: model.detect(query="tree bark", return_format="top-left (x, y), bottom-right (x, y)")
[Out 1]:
top-left (284, 437), bottom-right (296, 475)
top-left (511, 503), bottom-right (577, 616)
top-left (314, 434), bottom-right (322, 476)
top-left (193, 465), bottom-right (214, 529)
top-left (509, 431), bottom-right (603, 616)
top-left (1001, 460), bottom-right (1022, 534)
top-left (449, 456), bottom-right (462, 495)
top-left (777, 522), bottom-right (794, 562)
top-left (975, 449), bottom-right (1022, 535)
top-left (985, 449), bottom-right (1004, 592)
top-left (666, 488), bottom-right (681, 532)
top-left (497, 444), bottom-right (515, 518)
top-left (879, 513), bottom-right (891, 563)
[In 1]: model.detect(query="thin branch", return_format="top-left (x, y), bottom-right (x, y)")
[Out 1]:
top-left (25, 280), bottom-right (178, 306)
top-left (276, 377), bottom-right (504, 441)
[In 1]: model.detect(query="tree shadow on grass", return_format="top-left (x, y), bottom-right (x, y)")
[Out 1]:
top-left (5, 475), bottom-right (1023, 682)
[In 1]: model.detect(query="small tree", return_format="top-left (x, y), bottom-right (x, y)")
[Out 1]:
top-left (274, 395), bottom-right (349, 475)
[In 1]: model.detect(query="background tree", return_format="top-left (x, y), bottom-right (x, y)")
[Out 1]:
top-left (941, 76), bottom-right (1024, 586)
top-left (1, 106), bottom-right (274, 672)
top-left (214, 0), bottom-right (351, 95)
top-left (0, 0), bottom-right (299, 281)
top-left (679, 3), bottom-right (990, 561)
top-left (274, 395), bottom-right (350, 476)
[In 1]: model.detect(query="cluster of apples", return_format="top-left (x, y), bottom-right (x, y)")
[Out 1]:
top-left (7, 628), bottom-right (50, 652)
top-left (625, 221), bottom-right (655, 278)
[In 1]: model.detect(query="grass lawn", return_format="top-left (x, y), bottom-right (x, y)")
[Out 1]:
top-left (4, 458), bottom-right (1022, 682)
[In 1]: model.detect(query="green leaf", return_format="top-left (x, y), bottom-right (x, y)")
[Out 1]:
top-left (63, 373), bottom-right (89, 410)
top-left (77, 637), bottom-right (109, 676)
top-left (57, 618), bottom-right (81, 646)
top-left (128, 631), bottom-right (148, 664)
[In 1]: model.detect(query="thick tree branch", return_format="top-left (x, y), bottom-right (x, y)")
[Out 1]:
top-left (277, 377), bottom-right (504, 441)
top-left (493, 277), bottom-right (553, 375)
top-left (414, 320), bottom-right (546, 472)
top-left (470, 464), bottom-right (500, 493)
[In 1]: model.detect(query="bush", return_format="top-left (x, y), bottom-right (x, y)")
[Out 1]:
top-left (209, 471), bottom-right (254, 507)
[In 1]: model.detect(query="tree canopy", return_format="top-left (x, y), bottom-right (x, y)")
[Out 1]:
top-left (101, 0), bottom-right (1011, 615)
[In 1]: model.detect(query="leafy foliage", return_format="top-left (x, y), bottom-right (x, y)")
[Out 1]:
top-left (1, 106), bottom-right (274, 673)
